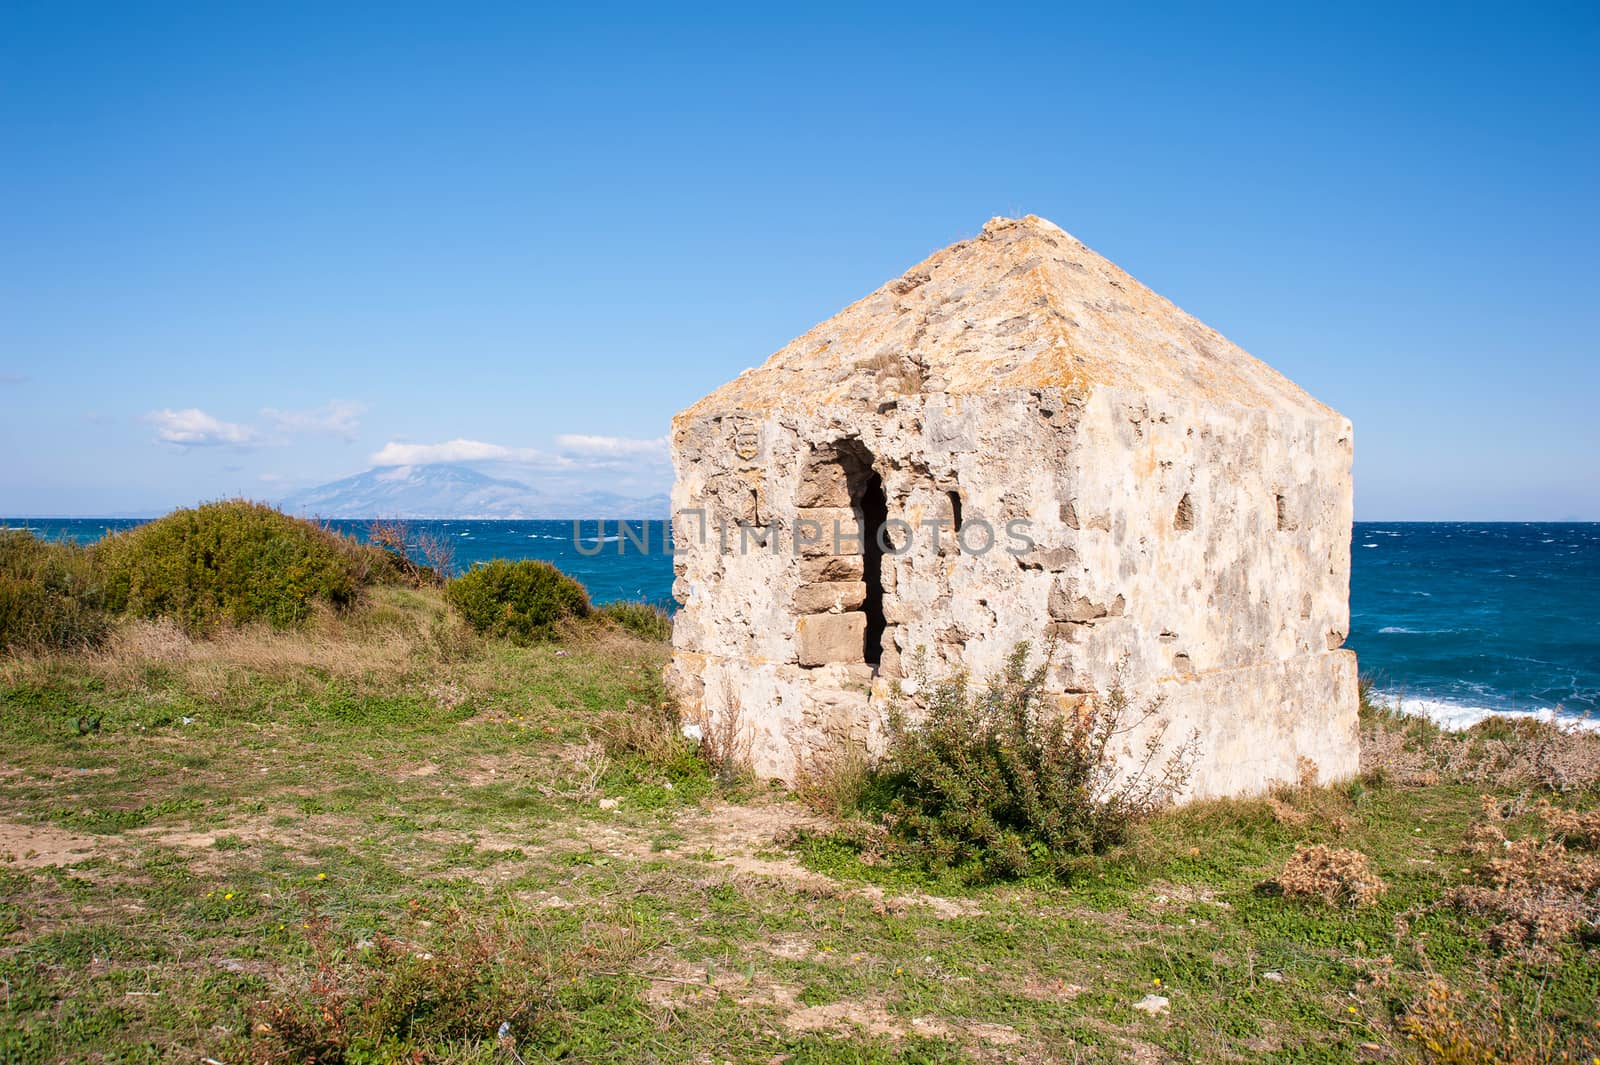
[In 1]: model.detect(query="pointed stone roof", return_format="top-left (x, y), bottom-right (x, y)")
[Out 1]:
top-left (679, 215), bottom-right (1336, 423)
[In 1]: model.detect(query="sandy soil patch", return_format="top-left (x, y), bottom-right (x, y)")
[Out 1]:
top-left (654, 799), bottom-right (985, 919)
top-left (0, 819), bottom-right (102, 868)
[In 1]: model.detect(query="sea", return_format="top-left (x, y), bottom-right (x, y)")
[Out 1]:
top-left (7, 518), bottom-right (1597, 733)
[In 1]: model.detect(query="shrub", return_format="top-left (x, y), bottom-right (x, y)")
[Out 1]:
top-left (92, 501), bottom-right (384, 634)
top-left (1273, 844), bottom-right (1387, 907)
top-left (248, 905), bottom-right (592, 1063)
top-left (444, 559), bottom-right (590, 645)
top-left (596, 599), bottom-right (673, 642)
top-left (874, 644), bottom-right (1199, 881)
top-left (1536, 800), bottom-right (1600, 850)
top-left (1400, 979), bottom-right (1594, 1065)
top-left (1361, 697), bottom-right (1600, 793)
top-left (0, 531), bottom-right (109, 651)
top-left (366, 517), bottom-right (455, 586)
top-left (1449, 801), bottom-right (1600, 955)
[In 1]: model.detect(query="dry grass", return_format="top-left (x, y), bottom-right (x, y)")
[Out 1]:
top-left (596, 699), bottom-right (682, 766)
top-left (1265, 756), bottom-right (1354, 830)
top-left (1361, 701), bottom-right (1600, 792)
top-left (1400, 979), bottom-right (1585, 1065)
top-left (247, 902), bottom-right (647, 1064)
top-left (1536, 801), bottom-right (1600, 850)
top-left (6, 622), bottom-right (1599, 1063)
top-left (1273, 844), bottom-right (1388, 907)
top-left (1448, 799), bottom-right (1600, 958)
top-left (695, 680), bottom-right (754, 788)
top-left (1, 587), bottom-right (478, 691)
top-left (793, 739), bottom-right (873, 819)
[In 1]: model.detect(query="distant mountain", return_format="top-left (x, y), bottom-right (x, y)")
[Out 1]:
top-left (279, 464), bottom-right (669, 519)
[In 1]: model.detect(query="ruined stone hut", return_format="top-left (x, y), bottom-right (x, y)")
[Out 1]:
top-left (666, 215), bottom-right (1357, 799)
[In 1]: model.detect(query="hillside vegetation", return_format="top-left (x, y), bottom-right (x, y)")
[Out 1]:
top-left (0, 532), bottom-right (107, 652)
top-left (1, 502), bottom-right (613, 649)
top-left (94, 501), bottom-right (393, 633)
top-left (1, 509), bottom-right (1597, 1064)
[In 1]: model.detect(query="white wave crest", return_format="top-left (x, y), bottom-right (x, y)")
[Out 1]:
top-left (1375, 693), bottom-right (1600, 734)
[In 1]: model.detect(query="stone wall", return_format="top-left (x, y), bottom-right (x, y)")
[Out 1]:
top-left (666, 382), bottom-right (1358, 795)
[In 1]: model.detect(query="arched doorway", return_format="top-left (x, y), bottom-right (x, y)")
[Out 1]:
top-left (796, 440), bottom-right (888, 667)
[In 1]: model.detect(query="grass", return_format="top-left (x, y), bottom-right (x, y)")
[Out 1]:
top-left (0, 591), bottom-right (1597, 1063)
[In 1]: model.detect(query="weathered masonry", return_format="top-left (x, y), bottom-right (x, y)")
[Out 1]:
top-left (666, 216), bottom-right (1358, 799)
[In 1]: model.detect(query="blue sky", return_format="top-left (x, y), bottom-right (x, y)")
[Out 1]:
top-left (2, 2), bottom-right (1595, 519)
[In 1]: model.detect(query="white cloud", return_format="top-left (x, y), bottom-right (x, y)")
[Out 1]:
top-left (262, 400), bottom-right (365, 442)
top-left (146, 408), bottom-right (260, 447)
top-left (366, 433), bottom-right (669, 487)
top-left (369, 439), bottom-right (547, 466)
top-left (147, 398), bottom-right (368, 451)
top-left (555, 433), bottom-right (667, 457)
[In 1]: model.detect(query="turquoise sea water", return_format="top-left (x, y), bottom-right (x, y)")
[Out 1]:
top-left (8, 518), bottom-right (1597, 729)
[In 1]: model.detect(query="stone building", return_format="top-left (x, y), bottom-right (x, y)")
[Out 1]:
top-left (666, 216), bottom-right (1357, 799)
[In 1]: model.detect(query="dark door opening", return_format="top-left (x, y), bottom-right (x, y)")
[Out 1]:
top-left (835, 442), bottom-right (888, 666)
top-left (855, 470), bottom-right (888, 665)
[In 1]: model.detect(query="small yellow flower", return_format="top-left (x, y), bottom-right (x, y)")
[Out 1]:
top-left (1348, 1006), bottom-right (1359, 1015)
top-left (277, 924), bottom-right (285, 930)
top-left (316, 873), bottom-right (327, 880)
top-left (1152, 978), bottom-right (1161, 987)
top-left (224, 892), bottom-right (234, 900)
top-left (894, 967), bottom-right (903, 975)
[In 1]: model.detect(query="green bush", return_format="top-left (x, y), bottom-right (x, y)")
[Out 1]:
top-left (874, 644), bottom-right (1200, 881)
top-left (0, 531), bottom-right (109, 651)
top-left (93, 500), bottom-right (383, 634)
top-left (444, 559), bottom-right (590, 644)
top-left (596, 599), bottom-right (673, 642)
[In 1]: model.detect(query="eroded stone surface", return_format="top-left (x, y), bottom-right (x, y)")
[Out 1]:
top-left (666, 215), bottom-right (1358, 797)
top-left (796, 612), bottom-right (867, 667)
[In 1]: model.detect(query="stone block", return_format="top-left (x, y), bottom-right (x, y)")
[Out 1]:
top-left (793, 581), bottom-right (867, 614)
top-left (1049, 579), bottom-right (1124, 622)
top-left (1018, 545), bottom-right (1078, 571)
top-left (800, 555), bottom-right (863, 582)
top-left (797, 612), bottom-right (866, 666)
top-left (796, 461), bottom-right (850, 507)
top-left (1047, 576), bottom-right (1078, 619)
top-left (795, 507), bottom-right (862, 556)
top-left (878, 635), bottom-right (902, 678)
